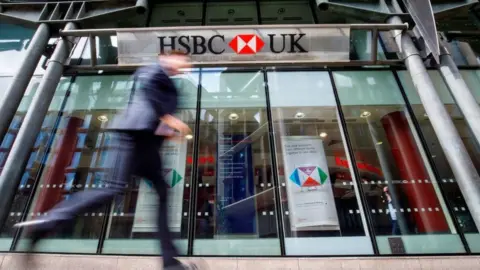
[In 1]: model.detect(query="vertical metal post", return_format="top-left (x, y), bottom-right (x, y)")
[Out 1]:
top-left (388, 16), bottom-right (480, 232)
top-left (439, 45), bottom-right (480, 149)
top-left (0, 23), bottom-right (77, 230)
top-left (0, 23), bottom-right (50, 144)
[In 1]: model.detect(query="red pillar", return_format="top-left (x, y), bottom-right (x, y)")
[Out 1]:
top-left (33, 116), bottom-right (83, 214)
top-left (381, 111), bottom-right (449, 233)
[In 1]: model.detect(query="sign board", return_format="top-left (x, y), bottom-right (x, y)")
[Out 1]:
top-left (117, 25), bottom-right (350, 65)
top-left (281, 136), bottom-right (340, 231)
top-left (388, 237), bottom-right (406, 254)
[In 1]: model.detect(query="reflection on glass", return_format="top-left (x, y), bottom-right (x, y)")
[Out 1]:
top-left (399, 70), bottom-right (480, 252)
top-left (0, 24), bottom-right (34, 76)
top-left (206, 1), bottom-right (258, 25)
top-left (268, 71), bottom-right (372, 255)
top-left (350, 30), bottom-right (386, 61)
top-left (0, 78), bottom-right (70, 251)
top-left (102, 71), bottom-right (199, 255)
top-left (333, 71), bottom-right (465, 254)
top-left (150, 3), bottom-right (203, 27)
top-left (81, 36), bottom-right (118, 65)
top-left (259, 0), bottom-right (314, 24)
top-left (193, 69), bottom-right (280, 255)
top-left (446, 40), bottom-right (480, 66)
top-left (16, 76), bottom-right (132, 253)
top-left (0, 77), bottom-right (12, 103)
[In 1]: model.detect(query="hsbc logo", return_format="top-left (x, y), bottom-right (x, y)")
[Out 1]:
top-left (229, 34), bottom-right (265, 54)
top-left (158, 33), bottom-right (307, 55)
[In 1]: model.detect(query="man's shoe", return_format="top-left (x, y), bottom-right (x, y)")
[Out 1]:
top-left (164, 262), bottom-right (201, 270)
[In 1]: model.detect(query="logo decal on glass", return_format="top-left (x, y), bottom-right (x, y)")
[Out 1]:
top-left (145, 169), bottom-right (183, 189)
top-left (289, 166), bottom-right (328, 187)
top-left (228, 34), bottom-right (265, 55)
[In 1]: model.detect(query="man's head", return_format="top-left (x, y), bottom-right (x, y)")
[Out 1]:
top-left (158, 51), bottom-right (191, 75)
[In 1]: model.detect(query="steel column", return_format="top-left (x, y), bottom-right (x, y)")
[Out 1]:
top-left (0, 23), bottom-right (77, 230)
top-left (389, 16), bottom-right (480, 233)
top-left (439, 46), bottom-right (480, 149)
top-left (0, 23), bottom-right (50, 144)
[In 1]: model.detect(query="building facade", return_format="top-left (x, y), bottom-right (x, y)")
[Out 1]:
top-left (0, 0), bottom-right (480, 258)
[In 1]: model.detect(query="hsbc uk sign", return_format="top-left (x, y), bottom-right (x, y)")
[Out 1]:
top-left (117, 26), bottom-right (350, 65)
top-left (158, 33), bottom-right (307, 55)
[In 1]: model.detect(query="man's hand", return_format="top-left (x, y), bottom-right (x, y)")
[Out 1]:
top-left (160, 114), bottom-right (192, 135)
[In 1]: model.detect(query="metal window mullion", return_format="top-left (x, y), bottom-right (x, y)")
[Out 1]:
top-left (186, 69), bottom-right (203, 256)
top-left (328, 70), bottom-right (380, 255)
top-left (201, 0), bottom-right (207, 26)
top-left (256, 0), bottom-right (262, 25)
top-left (309, 0), bottom-right (319, 24)
top-left (263, 68), bottom-right (286, 256)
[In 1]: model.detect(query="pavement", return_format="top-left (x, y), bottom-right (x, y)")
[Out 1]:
top-left (0, 254), bottom-right (479, 269)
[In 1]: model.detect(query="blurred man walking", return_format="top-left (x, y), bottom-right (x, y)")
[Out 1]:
top-left (15, 51), bottom-right (201, 270)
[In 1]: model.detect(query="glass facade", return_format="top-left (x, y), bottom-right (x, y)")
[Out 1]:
top-left (1, 0), bottom-right (480, 258)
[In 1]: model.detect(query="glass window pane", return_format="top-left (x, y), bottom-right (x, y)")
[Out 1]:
top-left (350, 30), bottom-right (386, 61)
top-left (2, 77), bottom-right (71, 252)
top-left (101, 71), bottom-right (199, 255)
top-left (333, 71), bottom-right (465, 255)
top-left (150, 3), bottom-right (203, 27)
top-left (0, 23), bottom-right (45, 76)
top-left (80, 36), bottom-right (118, 65)
top-left (259, 0), bottom-right (314, 25)
top-left (206, 1), bottom-right (258, 25)
top-left (399, 70), bottom-right (480, 252)
top-left (268, 70), bottom-right (374, 255)
top-left (16, 75), bottom-right (132, 253)
top-left (193, 69), bottom-right (281, 255)
top-left (445, 40), bottom-right (480, 66)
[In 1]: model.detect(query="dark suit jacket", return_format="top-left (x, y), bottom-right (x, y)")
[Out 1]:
top-left (109, 63), bottom-right (178, 132)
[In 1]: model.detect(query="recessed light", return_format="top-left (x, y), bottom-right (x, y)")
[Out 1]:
top-left (229, 113), bottom-right (239, 120)
top-left (360, 111), bottom-right (371, 118)
top-left (97, 115), bottom-right (108, 122)
top-left (320, 132), bottom-right (328, 138)
top-left (185, 134), bottom-right (193, 140)
top-left (294, 112), bottom-right (305, 119)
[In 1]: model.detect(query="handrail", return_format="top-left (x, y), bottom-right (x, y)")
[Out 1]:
top-left (60, 23), bottom-right (409, 37)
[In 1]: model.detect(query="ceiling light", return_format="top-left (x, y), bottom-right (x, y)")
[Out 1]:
top-left (228, 113), bottom-right (239, 120)
top-left (185, 134), bottom-right (193, 140)
top-left (294, 112), bottom-right (305, 119)
top-left (97, 115), bottom-right (109, 122)
top-left (360, 111), bottom-right (371, 118)
top-left (320, 132), bottom-right (328, 138)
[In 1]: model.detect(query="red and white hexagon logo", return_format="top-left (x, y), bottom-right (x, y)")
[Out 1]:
top-left (228, 34), bottom-right (265, 54)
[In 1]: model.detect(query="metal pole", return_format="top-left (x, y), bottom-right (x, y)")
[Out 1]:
top-left (0, 23), bottom-right (77, 230)
top-left (0, 23), bottom-right (50, 144)
top-left (439, 45), bottom-right (480, 149)
top-left (389, 16), bottom-right (480, 232)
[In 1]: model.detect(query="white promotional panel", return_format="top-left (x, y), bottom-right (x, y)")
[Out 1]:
top-left (132, 139), bottom-right (188, 233)
top-left (281, 136), bottom-right (340, 231)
